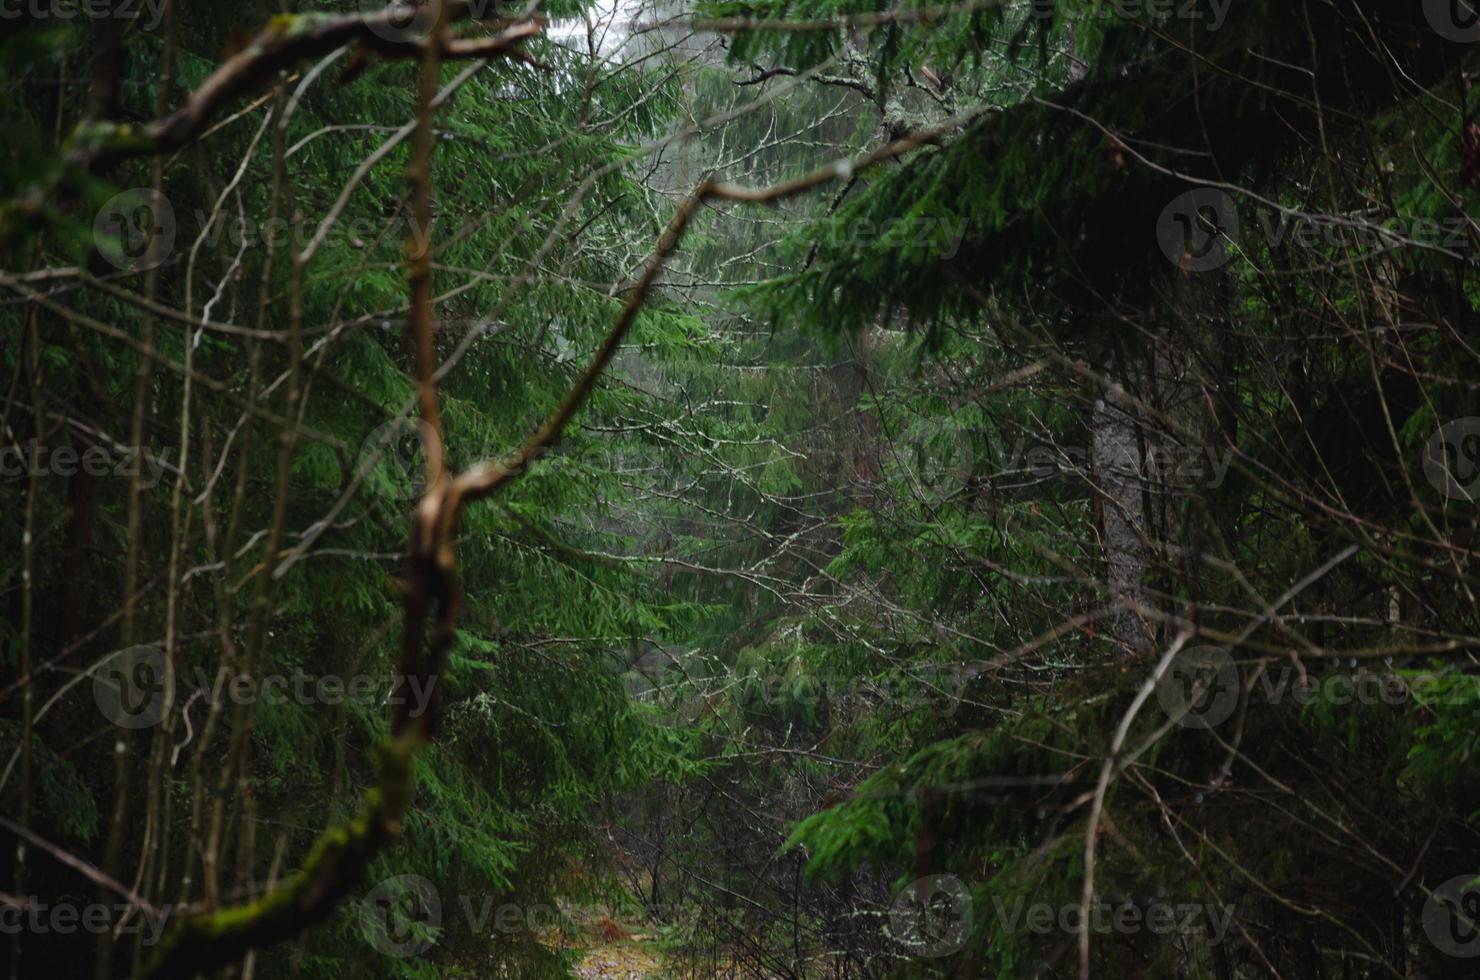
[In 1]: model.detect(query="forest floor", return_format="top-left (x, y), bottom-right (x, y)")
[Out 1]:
top-left (553, 906), bottom-right (667, 978)
top-left (573, 940), bottom-right (665, 979)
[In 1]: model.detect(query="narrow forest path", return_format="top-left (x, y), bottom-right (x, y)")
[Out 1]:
top-left (550, 906), bottom-right (666, 978)
top-left (573, 941), bottom-right (665, 979)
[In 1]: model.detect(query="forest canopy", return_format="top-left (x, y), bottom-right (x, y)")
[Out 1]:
top-left (2, 0), bottom-right (1480, 978)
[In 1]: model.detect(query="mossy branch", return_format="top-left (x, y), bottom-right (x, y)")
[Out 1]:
top-left (135, 738), bottom-right (415, 980)
top-left (66, 3), bottom-right (543, 172)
